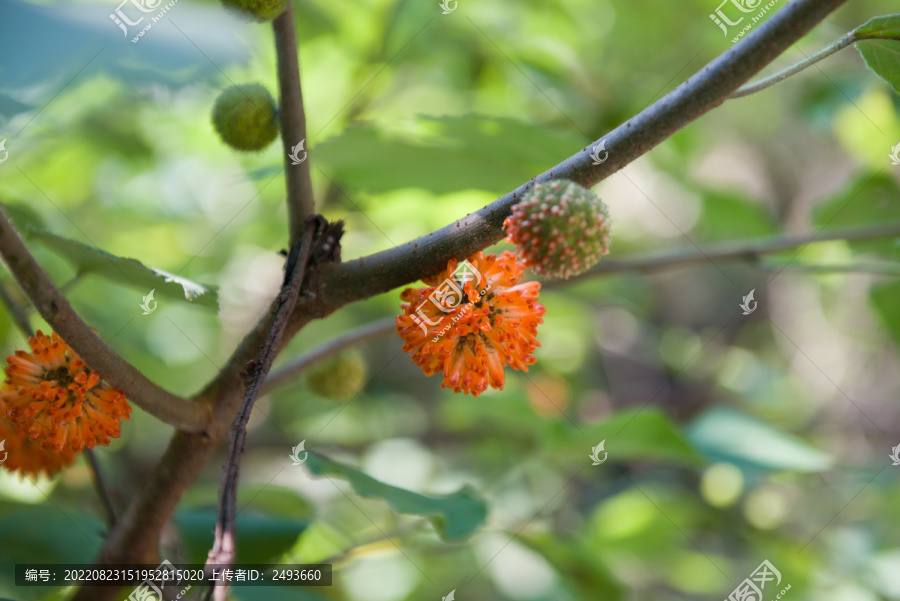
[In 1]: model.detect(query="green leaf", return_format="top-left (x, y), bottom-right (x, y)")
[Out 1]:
top-left (693, 191), bottom-right (777, 243)
top-left (29, 229), bottom-right (218, 309)
top-left (870, 279), bottom-right (900, 349)
top-left (811, 174), bottom-right (900, 255)
top-left (304, 452), bottom-right (488, 541)
top-left (546, 409), bottom-right (702, 466)
top-left (174, 508), bottom-right (308, 564)
top-left (687, 408), bottom-right (833, 473)
top-left (855, 15), bottom-right (900, 94)
top-left (3, 201), bottom-right (46, 233)
top-left (314, 115), bottom-right (587, 195)
top-left (0, 503), bottom-right (104, 601)
top-left (175, 485), bottom-right (314, 564)
top-left (181, 484), bottom-right (315, 520)
top-left (519, 533), bottom-right (625, 600)
top-left (0, 503), bottom-right (104, 564)
top-left (854, 14), bottom-right (900, 38)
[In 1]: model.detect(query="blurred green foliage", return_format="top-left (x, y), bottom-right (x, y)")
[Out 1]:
top-left (1, 0), bottom-right (900, 600)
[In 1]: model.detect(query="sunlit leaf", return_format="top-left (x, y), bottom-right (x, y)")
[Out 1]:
top-left (314, 115), bottom-right (587, 195)
top-left (304, 452), bottom-right (487, 541)
top-left (29, 229), bottom-right (218, 309)
top-left (547, 409), bottom-right (702, 465)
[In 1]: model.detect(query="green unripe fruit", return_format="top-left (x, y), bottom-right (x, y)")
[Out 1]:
top-left (307, 351), bottom-right (368, 402)
top-left (503, 179), bottom-right (612, 279)
top-left (221, 0), bottom-right (287, 22)
top-left (211, 84), bottom-right (279, 152)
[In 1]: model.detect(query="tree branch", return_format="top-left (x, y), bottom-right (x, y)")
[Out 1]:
top-left (261, 316), bottom-right (396, 394)
top-left (307, 0), bottom-right (851, 311)
top-left (0, 203), bottom-right (210, 433)
top-left (206, 217), bottom-right (316, 601)
top-left (274, 1), bottom-right (315, 244)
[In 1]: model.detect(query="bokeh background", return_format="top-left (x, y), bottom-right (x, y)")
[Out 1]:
top-left (1, 0), bottom-right (900, 599)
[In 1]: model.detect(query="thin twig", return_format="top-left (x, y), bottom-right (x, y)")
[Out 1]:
top-left (554, 220), bottom-right (900, 284)
top-left (206, 217), bottom-right (318, 601)
top-left (0, 279), bottom-right (33, 337)
top-left (730, 32), bottom-right (858, 98)
top-left (731, 26), bottom-right (900, 99)
top-left (273, 2), bottom-right (315, 244)
top-left (261, 317), bottom-right (396, 394)
top-left (757, 262), bottom-right (900, 276)
top-left (0, 204), bottom-right (210, 433)
top-left (84, 449), bottom-right (118, 528)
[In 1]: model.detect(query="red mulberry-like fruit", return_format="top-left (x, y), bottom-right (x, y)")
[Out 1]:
top-left (503, 179), bottom-right (611, 279)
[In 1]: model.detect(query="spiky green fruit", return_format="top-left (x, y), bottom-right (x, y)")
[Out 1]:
top-left (503, 179), bottom-right (612, 279)
top-left (221, 0), bottom-right (287, 21)
top-left (307, 351), bottom-right (368, 402)
top-left (211, 84), bottom-right (278, 152)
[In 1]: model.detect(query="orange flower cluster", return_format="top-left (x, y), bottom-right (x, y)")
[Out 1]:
top-left (396, 251), bottom-right (545, 396)
top-left (0, 416), bottom-right (76, 478)
top-left (0, 330), bottom-right (130, 477)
